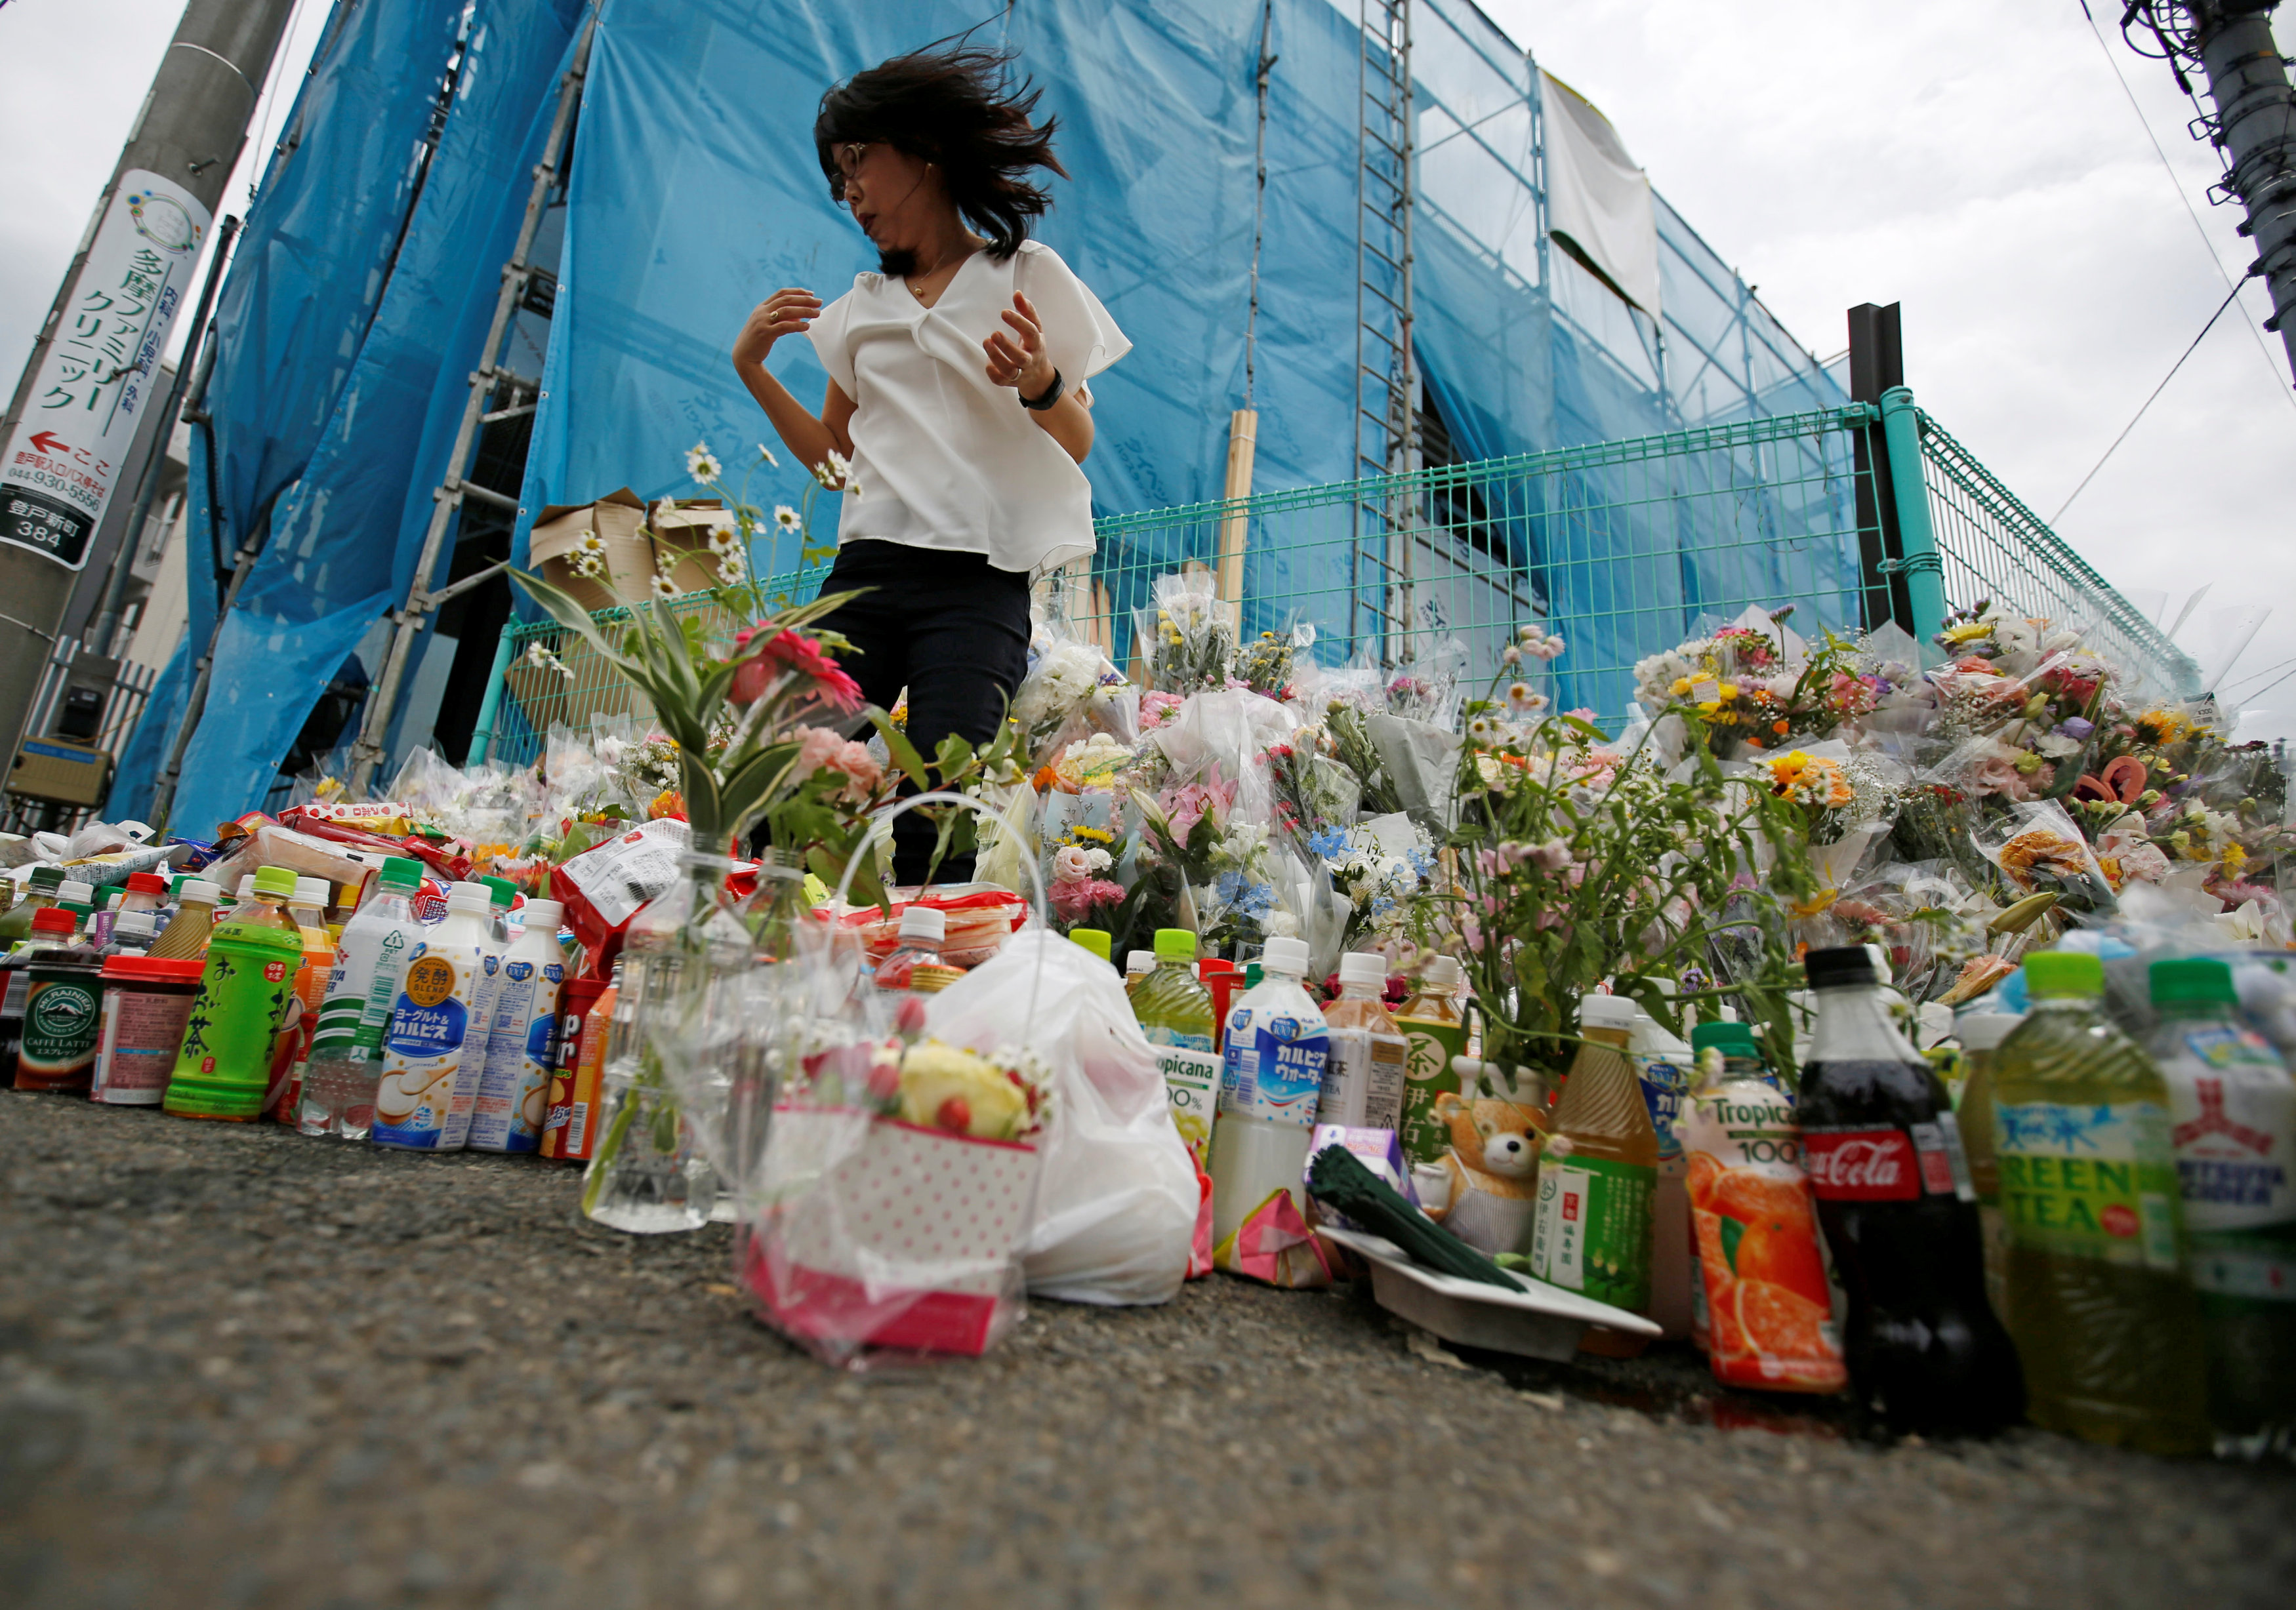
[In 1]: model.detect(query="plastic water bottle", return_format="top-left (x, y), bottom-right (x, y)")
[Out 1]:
top-left (1317, 952), bottom-right (1408, 1132)
top-left (468, 898), bottom-right (567, 1153)
top-left (1209, 936), bottom-right (1330, 1258)
top-left (874, 905), bottom-right (945, 992)
top-left (372, 880), bottom-right (495, 1150)
top-left (300, 856), bottom-right (425, 1139)
top-left (2143, 956), bottom-right (2296, 1442)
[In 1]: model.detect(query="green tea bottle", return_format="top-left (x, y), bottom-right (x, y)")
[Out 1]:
top-left (0, 866), bottom-right (66, 948)
top-left (1396, 956), bottom-right (1467, 1165)
top-left (1132, 927), bottom-right (1218, 1171)
top-left (1992, 951), bottom-right (2209, 1455)
top-left (165, 867), bottom-right (307, 1123)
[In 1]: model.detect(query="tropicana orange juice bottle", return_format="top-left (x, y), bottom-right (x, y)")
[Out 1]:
top-left (1681, 1020), bottom-right (1847, 1393)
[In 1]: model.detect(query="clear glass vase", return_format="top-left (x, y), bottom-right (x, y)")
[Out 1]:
top-left (580, 849), bottom-right (753, 1233)
top-left (720, 848), bottom-right (811, 1232)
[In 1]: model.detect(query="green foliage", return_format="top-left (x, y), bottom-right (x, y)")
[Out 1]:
top-left (1444, 697), bottom-right (1816, 1073)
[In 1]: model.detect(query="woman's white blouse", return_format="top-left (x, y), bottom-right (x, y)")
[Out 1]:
top-left (806, 241), bottom-right (1130, 577)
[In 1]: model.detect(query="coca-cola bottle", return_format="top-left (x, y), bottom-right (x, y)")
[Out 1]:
top-left (1797, 944), bottom-right (2024, 1434)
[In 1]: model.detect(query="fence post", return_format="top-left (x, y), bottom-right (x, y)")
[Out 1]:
top-left (468, 632), bottom-right (516, 765)
top-left (1876, 386), bottom-right (1947, 647)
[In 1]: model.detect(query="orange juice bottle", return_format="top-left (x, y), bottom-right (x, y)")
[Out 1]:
top-left (1681, 1020), bottom-right (1847, 1393)
top-left (1528, 993), bottom-right (1658, 1349)
top-left (271, 877), bottom-right (337, 1123)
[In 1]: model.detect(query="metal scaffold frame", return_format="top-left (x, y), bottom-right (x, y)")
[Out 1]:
top-left (343, 19), bottom-right (596, 795)
top-left (1353, 0), bottom-right (1417, 665)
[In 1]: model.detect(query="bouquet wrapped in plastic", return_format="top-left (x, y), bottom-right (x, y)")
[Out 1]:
top-left (1139, 569), bottom-right (1236, 694)
top-left (1012, 626), bottom-right (1135, 769)
top-left (1233, 622), bottom-right (1312, 700)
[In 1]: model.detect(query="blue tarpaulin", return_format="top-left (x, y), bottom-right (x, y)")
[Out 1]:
top-left (119, 0), bottom-right (585, 832)
top-left (121, 0), bottom-right (1853, 815)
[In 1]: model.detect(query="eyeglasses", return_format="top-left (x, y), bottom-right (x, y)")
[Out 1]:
top-left (830, 141), bottom-right (872, 201)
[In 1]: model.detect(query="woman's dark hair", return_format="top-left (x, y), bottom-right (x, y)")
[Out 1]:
top-left (815, 46), bottom-right (1066, 259)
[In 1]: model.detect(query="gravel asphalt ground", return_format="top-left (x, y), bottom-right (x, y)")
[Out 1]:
top-left (4, 1088), bottom-right (2291, 1610)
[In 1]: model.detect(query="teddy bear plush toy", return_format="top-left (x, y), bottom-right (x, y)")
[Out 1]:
top-left (1424, 1089), bottom-right (1548, 1255)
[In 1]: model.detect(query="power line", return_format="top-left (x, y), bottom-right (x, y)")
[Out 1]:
top-left (2051, 273), bottom-right (2249, 524)
top-left (2075, 0), bottom-right (2296, 418)
top-left (2231, 660), bottom-right (2296, 712)
top-left (2218, 650), bottom-right (2296, 699)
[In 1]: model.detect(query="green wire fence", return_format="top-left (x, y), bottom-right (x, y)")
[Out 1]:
top-left (478, 390), bottom-right (2197, 768)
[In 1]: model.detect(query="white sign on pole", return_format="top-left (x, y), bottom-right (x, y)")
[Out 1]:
top-left (0, 169), bottom-right (212, 571)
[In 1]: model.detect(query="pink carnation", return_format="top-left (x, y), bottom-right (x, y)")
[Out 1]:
top-left (1139, 690), bottom-right (1185, 731)
top-left (1050, 877), bottom-right (1125, 923)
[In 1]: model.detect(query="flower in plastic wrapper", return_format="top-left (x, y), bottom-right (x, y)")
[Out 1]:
top-left (1139, 690), bottom-right (1185, 731)
top-left (1051, 732), bottom-right (1131, 792)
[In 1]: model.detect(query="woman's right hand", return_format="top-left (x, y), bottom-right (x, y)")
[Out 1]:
top-left (732, 288), bottom-right (822, 369)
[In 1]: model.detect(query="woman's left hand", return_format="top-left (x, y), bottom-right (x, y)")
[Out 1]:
top-left (982, 292), bottom-right (1056, 399)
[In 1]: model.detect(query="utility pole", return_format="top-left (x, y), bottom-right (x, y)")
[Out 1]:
top-left (2122, 1), bottom-right (2296, 384)
top-left (0, 0), bottom-right (300, 762)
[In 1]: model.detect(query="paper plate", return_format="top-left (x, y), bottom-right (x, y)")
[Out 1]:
top-left (1317, 1224), bottom-right (1662, 1363)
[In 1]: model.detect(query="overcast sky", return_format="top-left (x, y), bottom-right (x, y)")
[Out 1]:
top-left (5, 0), bottom-right (2290, 735)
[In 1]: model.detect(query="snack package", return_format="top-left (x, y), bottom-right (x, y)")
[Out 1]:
top-left (205, 821), bottom-right (408, 907)
top-left (294, 799), bottom-right (419, 839)
top-left (549, 818), bottom-right (693, 967)
top-left (829, 885), bottom-right (1030, 968)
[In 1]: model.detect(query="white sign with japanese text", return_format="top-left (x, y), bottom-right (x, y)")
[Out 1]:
top-left (1, 169), bottom-right (210, 571)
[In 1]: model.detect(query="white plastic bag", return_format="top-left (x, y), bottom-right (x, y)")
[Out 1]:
top-left (928, 930), bottom-right (1198, 1304)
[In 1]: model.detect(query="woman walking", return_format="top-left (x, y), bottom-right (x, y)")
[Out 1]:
top-left (731, 45), bottom-right (1128, 884)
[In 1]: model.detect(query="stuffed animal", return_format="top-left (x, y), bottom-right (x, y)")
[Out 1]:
top-left (1427, 1091), bottom-right (1548, 1255)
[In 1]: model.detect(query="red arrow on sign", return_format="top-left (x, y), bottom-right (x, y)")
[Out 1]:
top-left (28, 431), bottom-right (68, 454)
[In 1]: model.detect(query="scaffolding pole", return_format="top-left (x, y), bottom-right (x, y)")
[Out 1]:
top-left (1353, 0), bottom-right (1416, 664)
top-left (346, 19), bottom-right (593, 795)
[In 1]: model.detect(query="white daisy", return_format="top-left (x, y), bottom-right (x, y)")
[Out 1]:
top-left (573, 529), bottom-right (604, 554)
top-left (650, 571), bottom-right (679, 598)
top-left (756, 443), bottom-right (779, 468)
top-left (686, 442), bottom-right (722, 481)
top-left (570, 552), bottom-right (604, 579)
top-left (716, 556), bottom-right (747, 586)
top-left (773, 504), bottom-right (800, 531)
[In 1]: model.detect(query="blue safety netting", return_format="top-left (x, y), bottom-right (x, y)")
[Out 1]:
top-left (123, 0), bottom-right (1853, 815)
top-left (117, 0), bottom-right (585, 833)
top-left (113, 0), bottom-right (470, 822)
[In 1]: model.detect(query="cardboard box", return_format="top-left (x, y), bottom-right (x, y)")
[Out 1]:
top-left (528, 488), bottom-right (652, 614)
top-left (651, 500), bottom-right (740, 595)
top-left (8, 737), bottom-right (111, 807)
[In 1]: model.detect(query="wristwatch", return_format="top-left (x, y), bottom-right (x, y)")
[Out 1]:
top-left (1020, 367), bottom-right (1065, 411)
